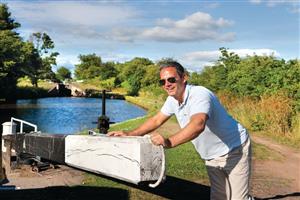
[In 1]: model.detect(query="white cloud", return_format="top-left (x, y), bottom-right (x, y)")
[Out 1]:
top-left (6, 1), bottom-right (235, 44)
top-left (232, 49), bottom-right (280, 57)
top-left (183, 51), bottom-right (220, 62)
top-left (288, 5), bottom-right (300, 13)
top-left (112, 11), bottom-right (235, 43)
top-left (249, 0), bottom-right (300, 13)
top-left (142, 11), bottom-right (235, 42)
top-left (265, 0), bottom-right (298, 7)
top-left (7, 1), bottom-right (139, 39)
top-left (55, 52), bottom-right (134, 73)
top-left (101, 53), bottom-right (134, 63)
top-left (249, 0), bottom-right (262, 4)
top-left (54, 54), bottom-right (79, 73)
top-left (181, 48), bottom-right (280, 71)
top-left (110, 28), bottom-right (140, 42)
top-left (10, 1), bottom-right (137, 26)
top-left (204, 3), bottom-right (221, 9)
top-left (56, 55), bottom-right (79, 66)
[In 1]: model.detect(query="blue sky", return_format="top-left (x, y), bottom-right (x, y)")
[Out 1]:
top-left (2, 0), bottom-right (299, 72)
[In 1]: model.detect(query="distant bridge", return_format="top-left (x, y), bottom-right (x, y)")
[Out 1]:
top-left (48, 83), bottom-right (85, 97)
top-left (47, 83), bottom-right (124, 99)
top-left (66, 83), bottom-right (86, 97)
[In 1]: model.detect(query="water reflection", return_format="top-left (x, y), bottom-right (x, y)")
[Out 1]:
top-left (0, 97), bottom-right (146, 134)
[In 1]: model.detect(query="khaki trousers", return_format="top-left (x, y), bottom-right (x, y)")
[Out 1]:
top-left (205, 138), bottom-right (252, 200)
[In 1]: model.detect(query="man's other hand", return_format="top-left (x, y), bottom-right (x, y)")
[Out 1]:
top-left (150, 132), bottom-right (171, 148)
top-left (107, 130), bottom-right (128, 137)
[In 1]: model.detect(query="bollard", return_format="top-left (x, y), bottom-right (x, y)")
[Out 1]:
top-left (97, 90), bottom-right (110, 134)
top-left (2, 122), bottom-right (16, 135)
top-left (2, 122), bottom-right (16, 153)
top-left (1, 121), bottom-right (17, 177)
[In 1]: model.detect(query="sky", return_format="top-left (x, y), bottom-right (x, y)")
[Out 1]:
top-left (1, 0), bottom-right (300, 72)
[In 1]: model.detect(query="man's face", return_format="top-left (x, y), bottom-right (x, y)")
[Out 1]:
top-left (159, 67), bottom-right (187, 100)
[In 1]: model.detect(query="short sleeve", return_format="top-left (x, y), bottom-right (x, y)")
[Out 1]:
top-left (189, 87), bottom-right (212, 118)
top-left (160, 96), bottom-right (175, 116)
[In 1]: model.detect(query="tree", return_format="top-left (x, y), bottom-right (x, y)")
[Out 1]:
top-left (283, 60), bottom-right (300, 102)
top-left (141, 64), bottom-right (160, 87)
top-left (117, 57), bottom-right (153, 96)
top-left (118, 57), bottom-right (152, 82)
top-left (74, 54), bottom-right (102, 80)
top-left (0, 4), bottom-right (59, 100)
top-left (56, 66), bottom-right (71, 81)
top-left (27, 32), bottom-right (59, 86)
top-left (191, 48), bottom-right (240, 93)
top-left (101, 61), bottom-right (117, 80)
top-left (218, 47), bottom-right (241, 71)
top-left (0, 30), bottom-right (25, 99)
top-left (74, 54), bottom-right (117, 80)
top-left (0, 4), bottom-right (25, 99)
top-left (190, 48), bottom-right (299, 105)
top-left (0, 4), bottom-right (20, 31)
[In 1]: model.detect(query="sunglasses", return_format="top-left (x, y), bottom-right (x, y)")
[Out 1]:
top-left (159, 77), bottom-right (177, 86)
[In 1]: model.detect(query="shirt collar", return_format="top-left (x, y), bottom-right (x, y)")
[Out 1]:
top-left (179, 84), bottom-right (190, 108)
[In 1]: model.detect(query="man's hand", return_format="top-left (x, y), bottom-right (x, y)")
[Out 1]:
top-left (150, 132), bottom-right (171, 148)
top-left (107, 130), bottom-right (129, 137)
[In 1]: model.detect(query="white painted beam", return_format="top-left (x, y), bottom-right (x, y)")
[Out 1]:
top-left (65, 135), bottom-right (165, 185)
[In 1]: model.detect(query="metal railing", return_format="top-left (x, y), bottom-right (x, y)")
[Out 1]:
top-left (10, 117), bottom-right (38, 133)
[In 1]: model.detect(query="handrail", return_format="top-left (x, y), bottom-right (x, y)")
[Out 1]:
top-left (10, 117), bottom-right (38, 133)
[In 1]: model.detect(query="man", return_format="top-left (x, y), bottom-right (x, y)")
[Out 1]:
top-left (108, 61), bottom-right (253, 200)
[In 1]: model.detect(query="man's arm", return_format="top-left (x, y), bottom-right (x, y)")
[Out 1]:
top-left (151, 113), bottom-right (208, 148)
top-left (108, 111), bottom-right (171, 137)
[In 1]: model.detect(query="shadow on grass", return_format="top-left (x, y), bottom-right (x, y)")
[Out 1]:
top-left (89, 173), bottom-right (211, 200)
top-left (255, 192), bottom-right (300, 200)
top-left (0, 175), bottom-right (210, 200)
top-left (137, 175), bottom-right (210, 200)
top-left (81, 167), bottom-right (211, 200)
top-left (0, 186), bottom-right (129, 200)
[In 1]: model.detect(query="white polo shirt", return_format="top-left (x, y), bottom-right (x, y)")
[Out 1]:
top-left (161, 85), bottom-right (248, 160)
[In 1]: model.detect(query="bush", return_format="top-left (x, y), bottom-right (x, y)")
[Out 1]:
top-left (218, 92), bottom-right (294, 136)
top-left (99, 77), bottom-right (116, 91)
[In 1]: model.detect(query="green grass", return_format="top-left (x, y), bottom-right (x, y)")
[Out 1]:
top-left (109, 116), bottom-right (149, 131)
top-left (165, 143), bottom-right (208, 180)
top-left (17, 76), bottom-right (55, 89)
top-left (252, 142), bottom-right (283, 161)
top-left (15, 77), bottom-right (56, 99)
top-left (125, 96), bottom-right (164, 112)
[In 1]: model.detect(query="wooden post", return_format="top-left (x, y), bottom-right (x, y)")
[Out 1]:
top-left (0, 129), bottom-right (4, 183)
top-left (3, 136), bottom-right (12, 174)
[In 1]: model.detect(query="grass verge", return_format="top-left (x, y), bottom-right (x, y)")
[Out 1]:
top-left (252, 142), bottom-right (283, 161)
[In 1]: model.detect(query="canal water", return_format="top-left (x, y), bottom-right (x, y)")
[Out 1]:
top-left (0, 97), bottom-right (146, 134)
